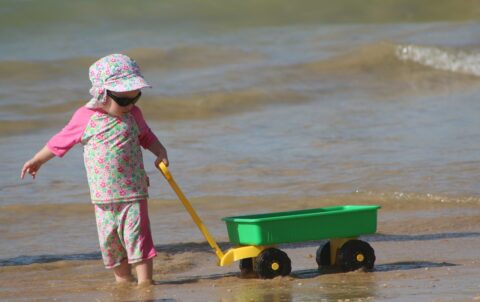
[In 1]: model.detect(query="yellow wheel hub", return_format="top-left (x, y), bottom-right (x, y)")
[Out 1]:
top-left (356, 253), bottom-right (365, 262)
top-left (271, 262), bottom-right (280, 271)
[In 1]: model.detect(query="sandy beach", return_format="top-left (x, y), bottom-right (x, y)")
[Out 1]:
top-left (2, 1), bottom-right (480, 301)
top-left (1, 194), bottom-right (479, 301)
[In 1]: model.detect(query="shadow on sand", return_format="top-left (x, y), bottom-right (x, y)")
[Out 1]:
top-left (1, 231), bottom-right (477, 267)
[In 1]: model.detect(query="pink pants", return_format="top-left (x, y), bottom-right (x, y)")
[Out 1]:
top-left (94, 200), bottom-right (157, 269)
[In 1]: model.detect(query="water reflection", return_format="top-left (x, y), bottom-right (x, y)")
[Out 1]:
top-left (219, 270), bottom-right (377, 302)
top-left (223, 280), bottom-right (293, 302)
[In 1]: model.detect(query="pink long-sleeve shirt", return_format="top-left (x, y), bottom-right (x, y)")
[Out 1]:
top-left (47, 106), bottom-right (158, 204)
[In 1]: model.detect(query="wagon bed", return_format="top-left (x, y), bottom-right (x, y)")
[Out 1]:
top-left (223, 205), bottom-right (380, 245)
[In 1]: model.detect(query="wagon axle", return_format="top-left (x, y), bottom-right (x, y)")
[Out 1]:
top-left (235, 238), bottom-right (375, 279)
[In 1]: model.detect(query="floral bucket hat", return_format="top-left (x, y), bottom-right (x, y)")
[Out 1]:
top-left (86, 54), bottom-right (151, 109)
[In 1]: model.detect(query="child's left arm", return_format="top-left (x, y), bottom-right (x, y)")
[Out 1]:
top-left (147, 138), bottom-right (169, 168)
top-left (131, 106), bottom-right (169, 168)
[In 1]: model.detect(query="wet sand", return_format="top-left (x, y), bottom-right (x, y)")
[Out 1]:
top-left (3, 2), bottom-right (480, 301)
top-left (1, 195), bottom-right (479, 301)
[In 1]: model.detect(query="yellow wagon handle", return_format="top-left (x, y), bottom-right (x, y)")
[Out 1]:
top-left (158, 162), bottom-right (225, 261)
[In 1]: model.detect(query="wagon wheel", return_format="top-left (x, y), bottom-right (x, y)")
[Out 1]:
top-left (239, 258), bottom-right (255, 276)
top-left (316, 241), bottom-right (331, 267)
top-left (336, 239), bottom-right (375, 272)
top-left (254, 248), bottom-right (291, 279)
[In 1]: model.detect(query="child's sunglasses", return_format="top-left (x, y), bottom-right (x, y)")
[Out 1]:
top-left (107, 90), bottom-right (142, 107)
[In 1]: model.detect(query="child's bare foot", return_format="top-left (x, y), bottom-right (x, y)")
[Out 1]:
top-left (115, 275), bottom-right (135, 283)
top-left (113, 260), bottom-right (134, 283)
top-left (134, 259), bottom-right (154, 285)
top-left (137, 279), bottom-right (154, 287)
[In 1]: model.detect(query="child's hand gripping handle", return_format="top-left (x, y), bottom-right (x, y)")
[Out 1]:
top-left (158, 162), bottom-right (224, 261)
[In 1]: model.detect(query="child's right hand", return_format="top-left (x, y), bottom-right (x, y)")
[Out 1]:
top-left (21, 158), bottom-right (42, 179)
top-left (20, 146), bottom-right (56, 179)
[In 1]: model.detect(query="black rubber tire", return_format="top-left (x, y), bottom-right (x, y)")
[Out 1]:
top-left (336, 239), bottom-right (375, 272)
top-left (316, 241), bottom-right (331, 267)
top-left (239, 258), bottom-right (254, 276)
top-left (254, 248), bottom-right (292, 279)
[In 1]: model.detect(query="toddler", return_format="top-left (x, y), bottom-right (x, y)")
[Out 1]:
top-left (21, 54), bottom-right (168, 285)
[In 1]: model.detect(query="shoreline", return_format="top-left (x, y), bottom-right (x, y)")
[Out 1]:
top-left (1, 196), bottom-right (479, 301)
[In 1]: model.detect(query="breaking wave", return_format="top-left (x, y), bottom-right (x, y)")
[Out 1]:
top-left (396, 44), bottom-right (480, 76)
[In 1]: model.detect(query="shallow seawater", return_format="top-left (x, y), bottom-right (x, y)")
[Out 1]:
top-left (2, 1), bottom-right (480, 301)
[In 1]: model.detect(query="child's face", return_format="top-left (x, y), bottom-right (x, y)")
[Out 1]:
top-left (105, 89), bottom-right (141, 116)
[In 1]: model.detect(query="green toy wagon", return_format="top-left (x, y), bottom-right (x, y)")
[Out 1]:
top-left (160, 163), bottom-right (381, 279)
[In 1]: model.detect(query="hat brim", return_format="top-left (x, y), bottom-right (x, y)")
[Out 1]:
top-left (104, 75), bottom-right (151, 92)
